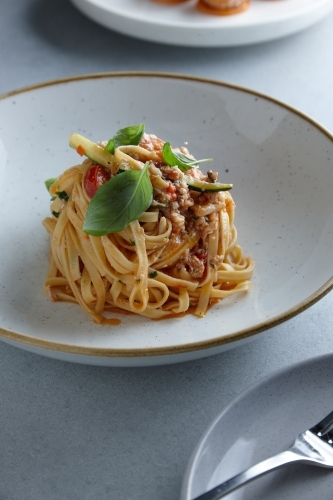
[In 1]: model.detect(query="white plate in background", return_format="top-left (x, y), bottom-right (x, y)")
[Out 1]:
top-left (182, 353), bottom-right (333, 500)
top-left (70, 0), bottom-right (333, 47)
top-left (0, 72), bottom-right (333, 366)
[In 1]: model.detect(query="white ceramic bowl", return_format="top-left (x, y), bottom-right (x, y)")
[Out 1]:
top-left (0, 72), bottom-right (332, 366)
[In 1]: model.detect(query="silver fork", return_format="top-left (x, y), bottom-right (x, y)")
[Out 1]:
top-left (192, 409), bottom-right (333, 500)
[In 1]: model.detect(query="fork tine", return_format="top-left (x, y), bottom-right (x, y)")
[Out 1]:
top-left (310, 410), bottom-right (333, 435)
top-left (317, 430), bottom-right (333, 447)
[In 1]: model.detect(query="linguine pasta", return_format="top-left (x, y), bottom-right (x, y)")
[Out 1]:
top-left (42, 128), bottom-right (254, 325)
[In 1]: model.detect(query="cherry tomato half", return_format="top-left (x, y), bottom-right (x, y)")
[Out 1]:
top-left (84, 164), bottom-right (111, 198)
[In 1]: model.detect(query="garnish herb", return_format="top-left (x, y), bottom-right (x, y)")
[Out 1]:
top-left (45, 180), bottom-right (69, 202)
top-left (162, 142), bottom-right (212, 172)
top-left (57, 191), bottom-right (69, 202)
top-left (130, 240), bottom-right (136, 246)
top-left (83, 162), bottom-right (153, 236)
top-left (149, 271), bottom-right (158, 279)
top-left (52, 211), bottom-right (60, 218)
top-left (105, 124), bottom-right (145, 155)
top-left (45, 177), bottom-right (58, 192)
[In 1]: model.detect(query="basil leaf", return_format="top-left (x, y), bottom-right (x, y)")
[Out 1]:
top-left (162, 142), bottom-right (212, 172)
top-left (45, 177), bottom-right (58, 192)
top-left (83, 162), bottom-right (153, 236)
top-left (105, 124), bottom-right (145, 154)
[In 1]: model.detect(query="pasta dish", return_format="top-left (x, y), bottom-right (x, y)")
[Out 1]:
top-left (42, 124), bottom-right (254, 325)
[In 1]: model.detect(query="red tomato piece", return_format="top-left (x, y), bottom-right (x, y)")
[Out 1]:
top-left (196, 249), bottom-right (207, 261)
top-left (84, 164), bottom-right (111, 198)
top-left (166, 183), bottom-right (177, 201)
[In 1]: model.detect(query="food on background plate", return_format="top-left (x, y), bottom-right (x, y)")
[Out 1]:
top-left (42, 124), bottom-right (254, 325)
top-left (151, 0), bottom-right (250, 15)
top-left (197, 0), bottom-right (250, 15)
top-left (153, 0), bottom-right (188, 3)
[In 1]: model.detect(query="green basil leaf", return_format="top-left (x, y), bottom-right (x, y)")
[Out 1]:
top-left (162, 142), bottom-right (212, 172)
top-left (83, 162), bottom-right (153, 236)
top-left (105, 124), bottom-right (145, 154)
top-left (45, 177), bottom-right (58, 192)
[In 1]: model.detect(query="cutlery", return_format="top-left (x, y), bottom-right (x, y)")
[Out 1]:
top-left (193, 409), bottom-right (333, 500)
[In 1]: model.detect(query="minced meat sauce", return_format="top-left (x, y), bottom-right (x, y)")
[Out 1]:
top-left (138, 133), bottom-right (229, 280)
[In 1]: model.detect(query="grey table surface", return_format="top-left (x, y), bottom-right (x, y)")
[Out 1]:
top-left (1, 1), bottom-right (333, 499)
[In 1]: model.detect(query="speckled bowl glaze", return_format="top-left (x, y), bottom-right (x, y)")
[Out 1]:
top-left (0, 72), bottom-right (332, 366)
top-left (182, 353), bottom-right (333, 500)
top-left (70, 0), bottom-right (333, 47)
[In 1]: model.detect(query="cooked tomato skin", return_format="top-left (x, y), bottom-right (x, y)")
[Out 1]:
top-left (84, 164), bottom-right (111, 198)
top-left (196, 249), bottom-right (207, 261)
top-left (166, 182), bottom-right (177, 201)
